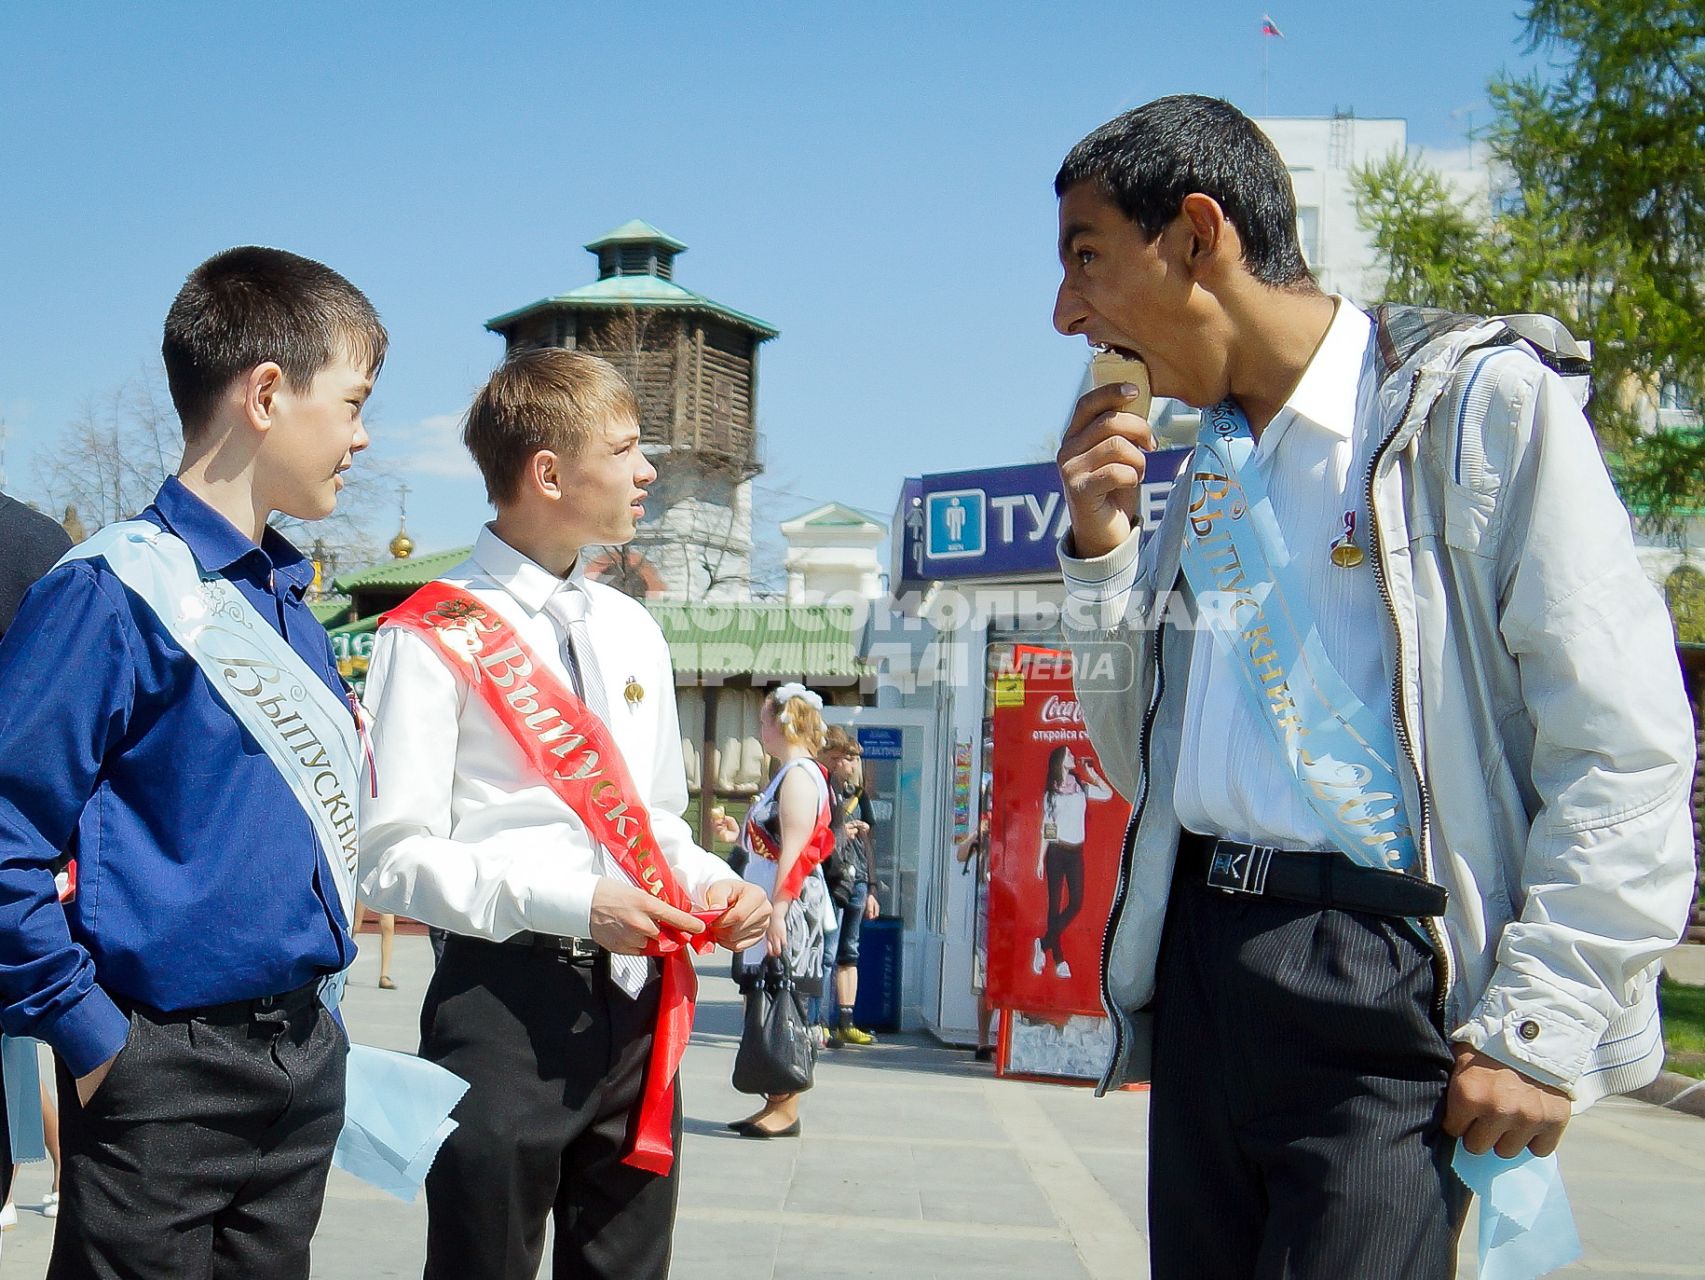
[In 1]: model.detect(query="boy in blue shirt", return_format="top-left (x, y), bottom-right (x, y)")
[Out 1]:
top-left (0, 247), bottom-right (385, 1280)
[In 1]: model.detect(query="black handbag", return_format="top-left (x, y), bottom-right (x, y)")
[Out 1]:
top-left (732, 954), bottom-right (816, 1096)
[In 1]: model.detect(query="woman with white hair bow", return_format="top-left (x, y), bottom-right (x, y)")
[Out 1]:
top-left (726, 683), bottom-right (836, 1138)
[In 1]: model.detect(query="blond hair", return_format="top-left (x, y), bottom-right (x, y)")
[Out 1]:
top-left (463, 348), bottom-right (639, 505)
top-left (766, 685), bottom-right (826, 755)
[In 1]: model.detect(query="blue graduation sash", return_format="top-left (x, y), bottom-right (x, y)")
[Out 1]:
top-left (1178, 401), bottom-right (1418, 873)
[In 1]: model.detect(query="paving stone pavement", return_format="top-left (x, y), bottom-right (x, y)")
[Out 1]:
top-left (5, 933), bottom-right (1705, 1278)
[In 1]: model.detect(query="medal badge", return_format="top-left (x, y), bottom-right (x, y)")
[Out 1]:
top-left (624, 677), bottom-right (645, 707)
top-left (1329, 510), bottom-right (1365, 569)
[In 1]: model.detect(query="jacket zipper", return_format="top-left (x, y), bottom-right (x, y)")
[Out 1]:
top-left (1365, 371), bottom-right (1453, 1029)
top-left (1097, 620), bottom-right (1167, 1095)
top-left (1096, 364), bottom-right (1453, 1085)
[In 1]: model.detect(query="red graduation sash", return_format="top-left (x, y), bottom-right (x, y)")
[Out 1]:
top-left (383, 582), bottom-right (708, 1176)
top-left (743, 762), bottom-right (836, 901)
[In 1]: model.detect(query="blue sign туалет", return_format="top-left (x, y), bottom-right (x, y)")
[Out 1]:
top-left (892, 451), bottom-right (1188, 589)
top-left (926, 489), bottom-right (985, 559)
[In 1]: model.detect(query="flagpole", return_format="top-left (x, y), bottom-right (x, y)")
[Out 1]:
top-left (1262, 26), bottom-right (1270, 113)
top-left (1259, 14), bottom-right (1282, 113)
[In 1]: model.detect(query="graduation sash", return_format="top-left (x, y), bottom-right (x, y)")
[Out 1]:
top-left (61, 522), bottom-right (362, 932)
top-left (1180, 400), bottom-right (1582, 1280)
top-left (382, 581), bottom-right (711, 1176)
top-left (744, 759), bottom-right (835, 901)
top-left (55, 521), bottom-right (467, 1202)
top-left (1178, 402), bottom-right (1419, 874)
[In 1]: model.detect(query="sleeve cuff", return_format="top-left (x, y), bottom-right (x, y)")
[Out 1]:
top-left (520, 866), bottom-right (601, 939)
top-left (1450, 972), bottom-right (1611, 1096)
top-left (41, 986), bottom-right (131, 1078)
top-left (1058, 529), bottom-right (1145, 632)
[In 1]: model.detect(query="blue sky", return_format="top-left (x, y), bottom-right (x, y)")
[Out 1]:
top-left (0, 2), bottom-right (1543, 569)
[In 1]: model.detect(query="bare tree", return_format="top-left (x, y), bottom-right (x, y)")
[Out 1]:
top-left (35, 376), bottom-right (179, 531)
top-left (33, 365), bottom-right (390, 567)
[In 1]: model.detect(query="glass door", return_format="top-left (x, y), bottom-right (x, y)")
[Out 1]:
top-left (820, 706), bottom-right (940, 1032)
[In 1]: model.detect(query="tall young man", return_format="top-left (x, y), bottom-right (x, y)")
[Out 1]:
top-left (0, 247), bottom-right (385, 1279)
top-left (1050, 96), bottom-right (1696, 1278)
top-left (359, 348), bottom-right (769, 1280)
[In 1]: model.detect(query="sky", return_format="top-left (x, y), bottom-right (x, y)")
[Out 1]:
top-left (0, 1), bottom-right (1547, 577)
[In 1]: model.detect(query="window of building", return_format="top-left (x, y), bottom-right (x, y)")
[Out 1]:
top-left (1296, 205), bottom-right (1321, 267)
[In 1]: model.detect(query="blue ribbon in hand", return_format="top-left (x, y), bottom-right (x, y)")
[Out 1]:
top-left (1453, 1146), bottom-right (1582, 1280)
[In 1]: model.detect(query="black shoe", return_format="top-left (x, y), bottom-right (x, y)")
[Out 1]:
top-left (730, 1119), bottom-right (801, 1139)
top-left (973, 1045), bottom-right (994, 1062)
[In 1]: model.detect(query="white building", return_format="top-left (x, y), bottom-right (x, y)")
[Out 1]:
top-left (780, 502), bottom-right (885, 603)
top-left (1254, 113), bottom-right (1490, 304)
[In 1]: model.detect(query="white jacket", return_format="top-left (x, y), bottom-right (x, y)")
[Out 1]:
top-left (1060, 306), bottom-right (1697, 1108)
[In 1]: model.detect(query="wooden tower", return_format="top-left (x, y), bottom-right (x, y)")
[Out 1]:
top-left (485, 221), bottom-right (778, 599)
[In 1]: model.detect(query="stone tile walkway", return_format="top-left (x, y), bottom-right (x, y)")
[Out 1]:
top-left (5, 935), bottom-right (1704, 1277)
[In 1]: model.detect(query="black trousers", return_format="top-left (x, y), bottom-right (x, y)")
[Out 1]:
top-left (1040, 840), bottom-right (1085, 965)
top-left (1149, 877), bottom-right (1469, 1280)
top-left (421, 937), bottom-right (681, 1280)
top-left (47, 997), bottom-right (346, 1280)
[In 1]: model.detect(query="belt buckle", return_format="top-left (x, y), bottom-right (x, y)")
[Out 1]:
top-left (251, 989), bottom-right (296, 1025)
top-left (552, 936), bottom-right (599, 966)
top-left (1206, 842), bottom-right (1276, 896)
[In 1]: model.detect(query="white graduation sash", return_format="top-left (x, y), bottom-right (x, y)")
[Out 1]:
top-left (48, 520), bottom-right (465, 1200)
top-left (60, 521), bottom-right (360, 946)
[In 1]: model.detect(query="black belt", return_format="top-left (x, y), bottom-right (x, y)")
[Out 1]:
top-left (502, 932), bottom-right (601, 966)
top-left (1177, 831), bottom-right (1447, 919)
top-left (139, 978), bottom-right (324, 1027)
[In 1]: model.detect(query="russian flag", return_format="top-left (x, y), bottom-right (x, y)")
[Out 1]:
top-left (1261, 14), bottom-right (1284, 37)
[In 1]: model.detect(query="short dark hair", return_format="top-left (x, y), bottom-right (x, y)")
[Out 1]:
top-left (162, 246), bottom-right (388, 438)
top-left (463, 348), bottom-right (639, 506)
top-left (1054, 95), bottom-right (1314, 290)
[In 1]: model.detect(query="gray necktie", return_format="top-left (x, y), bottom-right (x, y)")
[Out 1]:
top-left (544, 585), bottom-right (648, 996)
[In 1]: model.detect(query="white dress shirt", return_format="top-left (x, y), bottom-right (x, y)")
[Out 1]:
top-left (357, 525), bottom-right (738, 940)
top-left (1172, 298), bottom-right (1392, 850)
top-left (1042, 780), bottom-right (1113, 845)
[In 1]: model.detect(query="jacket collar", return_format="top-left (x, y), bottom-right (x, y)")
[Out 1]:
top-left (1372, 305), bottom-right (1487, 379)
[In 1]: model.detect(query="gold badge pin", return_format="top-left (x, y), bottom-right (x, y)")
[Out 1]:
top-left (1329, 511), bottom-right (1365, 569)
top-left (624, 678), bottom-right (645, 707)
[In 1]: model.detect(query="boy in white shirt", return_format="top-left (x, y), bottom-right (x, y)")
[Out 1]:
top-left (359, 348), bottom-right (768, 1280)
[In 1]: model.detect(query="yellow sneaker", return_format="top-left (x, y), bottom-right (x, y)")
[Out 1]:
top-left (832, 1023), bottom-right (877, 1046)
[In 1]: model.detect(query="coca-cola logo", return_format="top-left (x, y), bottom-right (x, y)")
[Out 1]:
top-left (1039, 695), bottom-right (1082, 725)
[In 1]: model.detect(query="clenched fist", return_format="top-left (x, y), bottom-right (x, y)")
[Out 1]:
top-left (1056, 382), bottom-right (1157, 559)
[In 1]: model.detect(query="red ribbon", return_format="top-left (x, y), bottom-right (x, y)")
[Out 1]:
top-left (384, 583), bottom-right (707, 1176)
top-left (741, 762), bottom-right (835, 901)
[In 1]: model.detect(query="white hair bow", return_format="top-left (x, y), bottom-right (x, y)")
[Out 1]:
top-left (771, 681), bottom-right (823, 725)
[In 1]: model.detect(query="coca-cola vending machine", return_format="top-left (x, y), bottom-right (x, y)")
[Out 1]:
top-left (985, 645), bottom-right (1133, 1081)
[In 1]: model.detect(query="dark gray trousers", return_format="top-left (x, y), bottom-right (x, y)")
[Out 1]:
top-left (1149, 876), bottom-right (1469, 1280)
top-left (47, 998), bottom-right (346, 1280)
top-left (420, 936), bottom-right (680, 1280)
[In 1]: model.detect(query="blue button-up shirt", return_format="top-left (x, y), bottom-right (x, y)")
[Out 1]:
top-left (0, 479), bottom-right (355, 1074)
